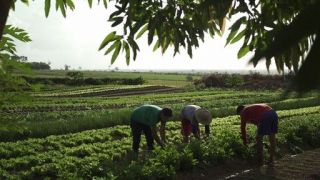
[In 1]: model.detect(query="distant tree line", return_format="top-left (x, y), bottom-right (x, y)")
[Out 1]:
top-left (195, 73), bottom-right (295, 90)
top-left (26, 62), bottom-right (51, 70)
top-left (21, 74), bottom-right (145, 86)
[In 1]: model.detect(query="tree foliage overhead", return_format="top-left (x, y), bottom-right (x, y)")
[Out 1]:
top-left (0, 0), bottom-right (319, 90)
top-left (0, 23), bottom-right (32, 107)
top-left (97, 0), bottom-right (320, 90)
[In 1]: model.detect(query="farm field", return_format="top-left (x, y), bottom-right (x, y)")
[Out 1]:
top-left (1, 0), bottom-right (319, 179)
top-left (19, 70), bottom-right (201, 87)
top-left (1, 71), bottom-right (320, 179)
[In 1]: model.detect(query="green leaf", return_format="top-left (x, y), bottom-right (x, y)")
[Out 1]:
top-left (66, 0), bottom-right (75, 10)
top-left (103, 0), bottom-right (108, 8)
top-left (230, 29), bottom-right (246, 44)
top-left (187, 44), bottom-right (192, 58)
top-left (111, 41), bottom-right (122, 64)
top-left (153, 40), bottom-right (160, 52)
top-left (45, 0), bottom-right (51, 17)
top-left (111, 18), bottom-right (123, 27)
top-left (99, 31), bottom-right (117, 50)
top-left (110, 10), bottom-right (122, 19)
top-left (127, 38), bottom-right (140, 60)
top-left (161, 37), bottom-right (170, 54)
top-left (148, 21), bottom-right (156, 45)
top-left (104, 41), bottom-right (119, 55)
top-left (226, 17), bottom-right (246, 46)
top-left (56, 0), bottom-right (66, 17)
top-left (3, 25), bottom-right (31, 43)
top-left (237, 45), bottom-right (250, 58)
top-left (136, 24), bottom-right (148, 39)
top-left (20, 0), bottom-right (29, 5)
top-left (98, 0), bottom-right (108, 8)
top-left (123, 41), bottom-right (131, 65)
top-left (88, 0), bottom-right (93, 8)
top-left (266, 58), bottom-right (271, 71)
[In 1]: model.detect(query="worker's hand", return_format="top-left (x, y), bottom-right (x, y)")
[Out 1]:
top-left (249, 143), bottom-right (256, 149)
top-left (159, 141), bottom-right (165, 148)
top-left (162, 138), bottom-right (167, 144)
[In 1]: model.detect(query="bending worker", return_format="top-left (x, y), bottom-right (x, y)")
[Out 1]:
top-left (180, 105), bottom-right (212, 143)
top-left (237, 104), bottom-right (278, 166)
top-left (130, 104), bottom-right (173, 153)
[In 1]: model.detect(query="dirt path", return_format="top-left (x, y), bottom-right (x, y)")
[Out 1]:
top-left (177, 148), bottom-right (320, 180)
top-left (226, 148), bottom-right (320, 180)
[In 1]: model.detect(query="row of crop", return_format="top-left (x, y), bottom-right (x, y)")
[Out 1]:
top-left (34, 85), bottom-right (150, 97)
top-left (0, 96), bottom-right (319, 142)
top-left (0, 106), bottom-right (319, 160)
top-left (6, 89), bottom-right (319, 113)
top-left (38, 85), bottom-right (174, 98)
top-left (0, 108), bottom-right (320, 179)
top-left (0, 92), bottom-right (279, 113)
top-left (6, 89), bottom-right (261, 107)
top-left (120, 113), bottom-right (320, 179)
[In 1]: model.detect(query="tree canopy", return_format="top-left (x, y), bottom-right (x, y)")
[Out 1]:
top-left (0, 0), bottom-right (319, 91)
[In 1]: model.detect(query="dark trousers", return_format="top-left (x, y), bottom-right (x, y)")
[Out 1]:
top-left (193, 122), bottom-right (210, 135)
top-left (205, 125), bottom-right (210, 135)
top-left (130, 121), bottom-right (154, 152)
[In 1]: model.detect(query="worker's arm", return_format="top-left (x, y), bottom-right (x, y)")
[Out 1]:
top-left (159, 122), bottom-right (166, 143)
top-left (151, 127), bottom-right (164, 147)
top-left (183, 134), bottom-right (189, 143)
top-left (192, 122), bottom-right (200, 139)
top-left (240, 117), bottom-right (248, 145)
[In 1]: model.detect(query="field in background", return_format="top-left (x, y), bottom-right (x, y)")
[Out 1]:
top-left (25, 70), bottom-right (201, 87)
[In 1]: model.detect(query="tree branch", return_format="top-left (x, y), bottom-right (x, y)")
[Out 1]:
top-left (0, 0), bottom-right (13, 41)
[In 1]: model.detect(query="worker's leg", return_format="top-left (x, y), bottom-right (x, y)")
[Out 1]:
top-left (269, 133), bottom-right (276, 164)
top-left (268, 110), bottom-right (278, 164)
top-left (131, 121), bottom-right (142, 153)
top-left (256, 135), bottom-right (264, 165)
top-left (192, 121), bottom-right (200, 139)
top-left (181, 118), bottom-right (192, 143)
top-left (143, 125), bottom-right (154, 151)
top-left (183, 135), bottom-right (189, 143)
top-left (204, 125), bottom-right (210, 136)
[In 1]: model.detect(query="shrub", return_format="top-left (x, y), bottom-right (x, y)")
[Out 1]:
top-left (202, 74), bottom-right (226, 88)
top-left (225, 74), bottom-right (244, 87)
top-left (66, 71), bottom-right (84, 80)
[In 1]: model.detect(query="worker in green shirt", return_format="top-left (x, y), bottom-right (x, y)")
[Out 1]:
top-left (130, 105), bottom-right (173, 153)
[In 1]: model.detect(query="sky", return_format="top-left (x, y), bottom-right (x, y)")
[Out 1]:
top-left (7, 1), bottom-right (278, 72)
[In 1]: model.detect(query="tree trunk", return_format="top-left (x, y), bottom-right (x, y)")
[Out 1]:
top-left (0, 0), bottom-right (13, 41)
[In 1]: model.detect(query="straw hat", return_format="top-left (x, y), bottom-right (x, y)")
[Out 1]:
top-left (194, 108), bottom-right (212, 125)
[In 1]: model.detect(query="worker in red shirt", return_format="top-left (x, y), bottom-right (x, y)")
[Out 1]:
top-left (236, 104), bottom-right (278, 166)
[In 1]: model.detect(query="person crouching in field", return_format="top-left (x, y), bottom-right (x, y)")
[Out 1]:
top-left (236, 104), bottom-right (278, 166)
top-left (180, 105), bottom-right (212, 143)
top-left (130, 105), bottom-right (173, 154)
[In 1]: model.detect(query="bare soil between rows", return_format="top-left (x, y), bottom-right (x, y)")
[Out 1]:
top-left (177, 148), bottom-right (320, 180)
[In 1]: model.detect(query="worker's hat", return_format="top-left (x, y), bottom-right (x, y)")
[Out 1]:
top-left (195, 108), bottom-right (212, 125)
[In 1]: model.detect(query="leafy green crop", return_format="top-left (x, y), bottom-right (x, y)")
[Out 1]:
top-left (1, 106), bottom-right (320, 179)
